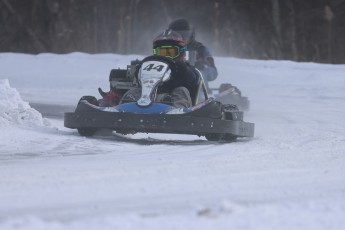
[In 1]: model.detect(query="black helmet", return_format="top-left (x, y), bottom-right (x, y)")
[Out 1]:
top-left (168, 18), bottom-right (195, 44)
top-left (152, 29), bottom-right (187, 60)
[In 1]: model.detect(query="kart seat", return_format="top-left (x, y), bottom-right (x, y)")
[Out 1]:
top-left (188, 69), bottom-right (207, 106)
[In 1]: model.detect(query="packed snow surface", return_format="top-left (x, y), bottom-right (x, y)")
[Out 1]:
top-left (0, 53), bottom-right (345, 229)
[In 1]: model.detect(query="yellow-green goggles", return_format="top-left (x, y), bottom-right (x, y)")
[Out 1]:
top-left (153, 45), bottom-right (187, 59)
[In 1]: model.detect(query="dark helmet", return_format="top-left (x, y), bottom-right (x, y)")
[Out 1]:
top-left (152, 29), bottom-right (187, 60)
top-left (168, 18), bottom-right (195, 44)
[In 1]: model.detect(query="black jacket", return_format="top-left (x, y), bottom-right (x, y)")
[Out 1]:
top-left (159, 60), bottom-right (200, 94)
top-left (188, 40), bottom-right (218, 81)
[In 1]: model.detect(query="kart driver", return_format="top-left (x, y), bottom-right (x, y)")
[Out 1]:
top-left (119, 29), bottom-right (200, 108)
top-left (168, 18), bottom-right (218, 92)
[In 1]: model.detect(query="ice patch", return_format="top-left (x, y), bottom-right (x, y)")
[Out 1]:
top-left (0, 79), bottom-right (49, 127)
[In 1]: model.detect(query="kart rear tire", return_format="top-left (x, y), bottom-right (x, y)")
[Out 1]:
top-left (78, 96), bottom-right (99, 106)
top-left (219, 83), bottom-right (242, 96)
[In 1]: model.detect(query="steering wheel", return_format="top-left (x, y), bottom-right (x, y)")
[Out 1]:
top-left (141, 55), bottom-right (177, 73)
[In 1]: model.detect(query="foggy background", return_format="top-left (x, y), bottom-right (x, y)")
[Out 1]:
top-left (1, 0), bottom-right (344, 63)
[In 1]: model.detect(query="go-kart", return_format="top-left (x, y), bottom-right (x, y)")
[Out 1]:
top-left (210, 83), bottom-right (250, 111)
top-left (64, 56), bottom-right (254, 142)
top-left (187, 51), bottom-right (250, 111)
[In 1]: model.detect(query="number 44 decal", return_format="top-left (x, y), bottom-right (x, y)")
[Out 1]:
top-left (143, 64), bottom-right (165, 72)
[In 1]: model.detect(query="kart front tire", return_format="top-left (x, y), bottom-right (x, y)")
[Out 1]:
top-left (222, 134), bottom-right (237, 142)
top-left (205, 133), bottom-right (224, 141)
top-left (77, 128), bottom-right (97, 137)
top-left (76, 96), bottom-right (99, 137)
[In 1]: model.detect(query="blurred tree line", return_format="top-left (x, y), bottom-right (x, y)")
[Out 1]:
top-left (1, 0), bottom-right (344, 63)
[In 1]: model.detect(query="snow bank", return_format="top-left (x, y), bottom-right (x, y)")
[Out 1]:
top-left (0, 79), bottom-right (49, 127)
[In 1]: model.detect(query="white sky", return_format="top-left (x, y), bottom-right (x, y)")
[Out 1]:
top-left (0, 53), bottom-right (345, 230)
